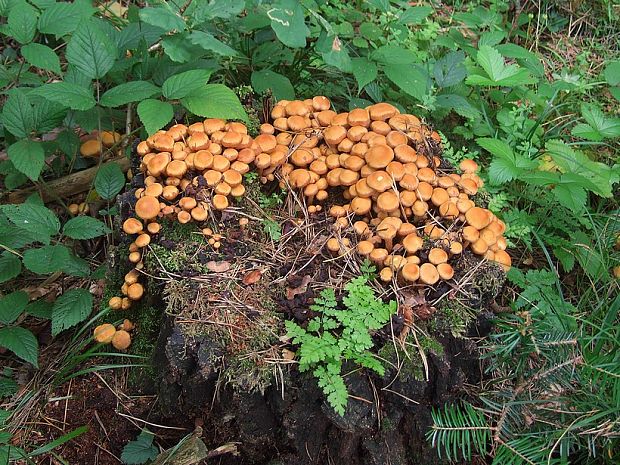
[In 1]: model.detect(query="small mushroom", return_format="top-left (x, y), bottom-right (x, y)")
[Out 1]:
top-left (135, 196), bottom-right (160, 220)
top-left (112, 330), bottom-right (131, 350)
top-left (94, 323), bottom-right (116, 343)
top-left (123, 218), bottom-right (143, 235)
top-left (109, 296), bottom-right (122, 310)
top-left (419, 263), bottom-right (439, 285)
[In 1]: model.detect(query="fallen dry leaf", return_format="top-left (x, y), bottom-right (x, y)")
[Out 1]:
top-left (242, 269), bottom-right (262, 285)
top-left (286, 275), bottom-right (312, 300)
top-left (206, 261), bottom-right (231, 273)
top-left (281, 349), bottom-right (296, 361)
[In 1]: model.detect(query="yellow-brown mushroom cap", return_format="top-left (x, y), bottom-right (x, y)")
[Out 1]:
top-left (123, 218), bottom-right (143, 235)
top-left (465, 207), bottom-right (492, 230)
top-left (366, 145), bottom-right (394, 169)
top-left (419, 263), bottom-right (439, 285)
top-left (94, 323), bottom-right (116, 343)
top-left (80, 139), bottom-right (102, 158)
top-left (401, 263), bottom-right (420, 282)
top-left (428, 248), bottom-right (448, 265)
top-left (369, 103), bottom-right (399, 121)
top-left (213, 194), bottom-right (229, 210)
top-left (376, 191), bottom-right (400, 212)
top-left (127, 283), bottom-right (144, 300)
top-left (135, 196), bottom-right (160, 220)
top-left (437, 263), bottom-right (454, 280)
top-left (112, 330), bottom-right (131, 350)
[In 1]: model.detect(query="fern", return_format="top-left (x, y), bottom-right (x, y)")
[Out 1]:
top-left (285, 276), bottom-right (396, 416)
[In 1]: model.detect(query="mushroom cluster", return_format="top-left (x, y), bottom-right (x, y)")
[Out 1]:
top-left (93, 319), bottom-right (135, 350)
top-left (258, 97), bottom-right (511, 282)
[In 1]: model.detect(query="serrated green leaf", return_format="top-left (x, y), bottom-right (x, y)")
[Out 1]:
top-left (371, 45), bottom-right (417, 65)
top-left (384, 64), bottom-right (431, 102)
top-left (25, 299), bottom-right (53, 319)
top-left (94, 162), bottom-right (126, 200)
top-left (467, 46), bottom-right (536, 87)
top-left (435, 94), bottom-right (480, 119)
top-left (189, 30), bottom-right (239, 56)
top-left (0, 253), bottom-right (22, 283)
top-left (268, 0), bottom-right (310, 48)
top-left (351, 57), bottom-right (377, 93)
top-left (496, 43), bottom-right (544, 77)
top-left (181, 84), bottom-right (248, 122)
top-left (51, 288), bottom-right (93, 336)
top-left (251, 69), bottom-right (295, 101)
top-left (62, 253), bottom-right (90, 278)
top-left (121, 429), bottom-right (158, 465)
top-left (1, 204), bottom-right (60, 244)
top-left (398, 5), bottom-right (433, 24)
top-left (38, 1), bottom-right (96, 36)
top-left (572, 104), bottom-right (620, 141)
top-left (433, 51), bottom-right (467, 88)
top-left (7, 0), bottom-right (38, 44)
top-left (137, 99), bottom-right (174, 136)
top-left (33, 98), bottom-right (68, 132)
top-left (63, 216), bottom-right (111, 239)
top-left (0, 291), bottom-right (29, 325)
top-left (66, 18), bottom-right (118, 79)
top-left (161, 33), bottom-right (203, 63)
top-left (21, 43), bottom-right (61, 74)
top-left (139, 7), bottom-right (185, 32)
top-left (31, 82), bottom-right (95, 111)
top-left (1, 88), bottom-right (34, 138)
top-left (7, 140), bottom-right (44, 181)
top-left (552, 180), bottom-right (587, 213)
top-left (22, 244), bottom-right (71, 274)
top-left (603, 60), bottom-right (620, 86)
top-left (318, 34), bottom-right (351, 72)
top-left (0, 327), bottom-right (38, 367)
top-left (162, 69), bottom-right (213, 100)
top-left (100, 81), bottom-right (160, 108)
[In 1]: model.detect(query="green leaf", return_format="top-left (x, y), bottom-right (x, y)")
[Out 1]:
top-left (121, 429), bottom-right (158, 465)
top-left (66, 18), bottom-right (118, 79)
top-left (317, 35), bottom-right (351, 73)
top-left (63, 216), bottom-right (111, 239)
top-left (603, 60), bottom-right (620, 86)
top-left (7, 140), bottom-right (45, 181)
top-left (25, 299), bottom-right (53, 319)
top-left (162, 33), bottom-right (204, 63)
top-left (100, 81), bottom-right (160, 108)
top-left (1, 204), bottom-right (60, 244)
top-left (552, 180), bottom-right (587, 213)
top-left (351, 57), bottom-right (378, 92)
top-left (398, 5), bottom-right (433, 24)
top-left (51, 288), bottom-right (93, 336)
top-left (21, 43), bottom-right (61, 74)
top-left (181, 84), bottom-right (248, 122)
top-left (251, 69), bottom-right (295, 101)
top-left (29, 426), bottom-right (88, 457)
top-left (38, 1), bottom-right (96, 36)
top-left (137, 99), bottom-right (174, 136)
top-left (268, 0), bottom-right (310, 48)
top-left (189, 31), bottom-right (239, 56)
top-left (0, 291), bottom-right (29, 325)
top-left (571, 104), bottom-right (620, 141)
top-left (22, 244), bottom-right (71, 274)
top-left (185, 0), bottom-right (245, 22)
top-left (94, 162), bottom-right (126, 200)
top-left (477, 137), bottom-right (520, 184)
top-left (33, 99), bottom-right (68, 132)
top-left (435, 94), bottom-right (480, 119)
top-left (433, 51), bottom-right (467, 88)
top-left (496, 43), bottom-right (544, 77)
top-left (162, 69), bottom-right (213, 100)
top-left (62, 253), bottom-right (90, 278)
top-left (0, 253), bottom-right (22, 283)
top-left (371, 45), bottom-right (417, 65)
top-left (31, 82), bottom-right (95, 111)
top-left (466, 46), bottom-right (536, 87)
top-left (1, 88), bottom-right (34, 138)
top-left (7, 0), bottom-right (38, 44)
top-left (0, 327), bottom-right (38, 367)
top-left (139, 6), bottom-right (185, 32)
top-left (384, 64), bottom-right (431, 102)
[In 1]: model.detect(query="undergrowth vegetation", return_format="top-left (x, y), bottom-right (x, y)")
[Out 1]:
top-left (0, 0), bottom-right (618, 463)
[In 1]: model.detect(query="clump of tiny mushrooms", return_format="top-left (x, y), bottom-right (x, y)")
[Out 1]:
top-left (260, 97), bottom-right (511, 284)
top-left (93, 319), bottom-right (135, 350)
top-left (80, 130), bottom-right (122, 159)
top-left (96, 97), bottom-right (513, 344)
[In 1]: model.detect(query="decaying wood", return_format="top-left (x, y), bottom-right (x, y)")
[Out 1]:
top-left (4, 156), bottom-right (130, 204)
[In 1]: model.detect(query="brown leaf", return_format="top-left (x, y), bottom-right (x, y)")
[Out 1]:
top-left (242, 269), bottom-right (262, 285)
top-left (286, 275), bottom-right (312, 300)
top-left (206, 261), bottom-right (231, 273)
top-left (281, 349), bottom-right (296, 361)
